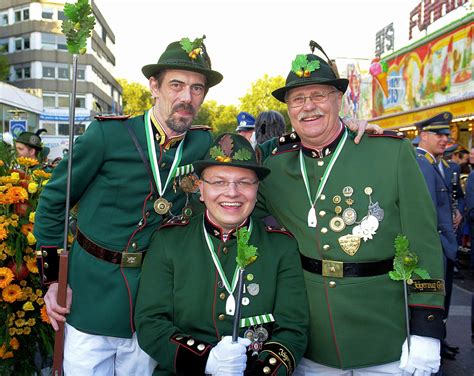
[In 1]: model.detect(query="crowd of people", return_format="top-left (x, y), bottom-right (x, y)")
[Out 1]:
top-left (15, 35), bottom-right (470, 375)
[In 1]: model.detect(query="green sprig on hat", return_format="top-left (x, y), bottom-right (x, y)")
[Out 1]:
top-left (209, 134), bottom-right (252, 163)
top-left (61, 0), bottom-right (95, 55)
top-left (180, 35), bottom-right (206, 60)
top-left (291, 54), bottom-right (320, 78)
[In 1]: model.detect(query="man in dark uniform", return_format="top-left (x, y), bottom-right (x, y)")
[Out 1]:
top-left (34, 36), bottom-right (223, 374)
top-left (415, 112), bottom-right (461, 360)
top-left (236, 111), bottom-right (257, 147)
top-left (135, 133), bottom-right (309, 375)
top-left (256, 42), bottom-right (446, 375)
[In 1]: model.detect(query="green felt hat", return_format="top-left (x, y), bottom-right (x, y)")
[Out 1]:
top-left (142, 36), bottom-right (223, 88)
top-left (272, 40), bottom-right (349, 103)
top-left (14, 131), bottom-right (43, 151)
top-left (193, 133), bottom-right (270, 180)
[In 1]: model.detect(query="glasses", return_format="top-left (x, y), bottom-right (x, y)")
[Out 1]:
top-left (287, 90), bottom-right (338, 108)
top-left (202, 179), bottom-right (258, 191)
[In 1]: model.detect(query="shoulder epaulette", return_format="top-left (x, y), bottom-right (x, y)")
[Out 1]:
top-left (265, 225), bottom-right (294, 238)
top-left (416, 152), bottom-right (435, 164)
top-left (270, 132), bottom-right (301, 156)
top-left (189, 125), bottom-right (212, 131)
top-left (160, 216), bottom-right (190, 229)
top-left (95, 115), bottom-right (131, 121)
top-left (368, 131), bottom-right (404, 139)
top-left (441, 159), bottom-right (449, 168)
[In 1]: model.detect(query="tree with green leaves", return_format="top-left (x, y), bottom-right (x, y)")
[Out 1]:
top-left (117, 78), bottom-right (153, 116)
top-left (0, 55), bottom-right (9, 82)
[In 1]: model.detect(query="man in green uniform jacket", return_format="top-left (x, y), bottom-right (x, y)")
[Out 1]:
top-left (34, 36), bottom-right (223, 374)
top-left (135, 133), bottom-right (309, 375)
top-left (256, 42), bottom-right (446, 375)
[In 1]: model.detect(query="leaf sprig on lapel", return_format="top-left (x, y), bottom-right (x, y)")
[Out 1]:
top-left (236, 227), bottom-right (258, 269)
top-left (389, 234), bottom-right (431, 282)
top-left (61, 0), bottom-right (95, 55)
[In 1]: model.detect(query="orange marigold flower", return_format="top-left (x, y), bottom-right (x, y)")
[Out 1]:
top-left (6, 187), bottom-right (28, 203)
top-left (0, 343), bottom-right (5, 358)
top-left (33, 169), bottom-right (51, 179)
top-left (0, 225), bottom-right (7, 241)
top-left (9, 337), bottom-right (19, 350)
top-left (3, 351), bottom-right (14, 359)
top-left (40, 305), bottom-right (50, 324)
top-left (26, 258), bottom-right (38, 273)
top-left (21, 223), bottom-right (34, 236)
top-left (2, 284), bottom-right (22, 303)
top-left (0, 160), bottom-right (4, 167)
top-left (16, 157), bottom-right (39, 167)
top-left (0, 267), bottom-right (14, 288)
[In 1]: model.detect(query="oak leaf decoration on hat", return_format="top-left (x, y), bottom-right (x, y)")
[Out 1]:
top-left (180, 35), bottom-right (206, 60)
top-left (292, 55), bottom-right (320, 78)
top-left (209, 134), bottom-right (252, 163)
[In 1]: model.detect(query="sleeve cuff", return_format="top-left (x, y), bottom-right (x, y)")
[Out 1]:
top-left (409, 306), bottom-right (446, 340)
top-left (36, 246), bottom-right (60, 285)
top-left (171, 334), bottom-right (212, 375)
top-left (246, 342), bottom-right (295, 375)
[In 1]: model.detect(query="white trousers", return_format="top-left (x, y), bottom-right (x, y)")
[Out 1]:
top-left (294, 357), bottom-right (405, 376)
top-left (63, 323), bottom-right (157, 375)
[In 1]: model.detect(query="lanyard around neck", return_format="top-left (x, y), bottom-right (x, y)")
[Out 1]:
top-left (144, 109), bottom-right (184, 196)
top-left (299, 129), bottom-right (348, 227)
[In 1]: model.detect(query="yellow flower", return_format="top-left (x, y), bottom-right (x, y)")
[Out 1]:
top-left (27, 182), bottom-right (38, 194)
top-left (23, 326), bottom-right (31, 335)
top-left (0, 225), bottom-right (8, 241)
top-left (29, 211), bottom-right (35, 223)
top-left (37, 297), bottom-right (44, 305)
top-left (19, 280), bottom-right (27, 287)
top-left (10, 172), bottom-right (20, 183)
top-left (10, 220), bottom-right (18, 227)
top-left (27, 318), bottom-right (35, 326)
top-left (16, 328), bottom-right (23, 335)
top-left (0, 267), bottom-right (14, 288)
top-left (0, 254), bottom-right (6, 260)
top-left (27, 232), bottom-right (36, 246)
top-left (16, 311), bottom-right (25, 318)
top-left (36, 289), bottom-right (43, 297)
top-left (42, 179), bottom-right (49, 186)
top-left (2, 284), bottom-right (22, 303)
top-left (22, 301), bottom-right (34, 311)
top-left (15, 319), bottom-right (25, 327)
top-left (26, 258), bottom-right (38, 273)
top-left (33, 170), bottom-right (51, 179)
top-left (0, 160), bottom-right (3, 167)
top-left (8, 328), bottom-right (16, 336)
top-left (16, 157), bottom-right (39, 167)
top-left (9, 337), bottom-right (19, 350)
top-left (10, 214), bottom-right (18, 220)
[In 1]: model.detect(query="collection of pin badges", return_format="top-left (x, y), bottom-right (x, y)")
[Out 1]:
top-left (325, 186), bottom-right (385, 256)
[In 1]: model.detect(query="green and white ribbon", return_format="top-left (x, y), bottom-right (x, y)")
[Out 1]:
top-left (299, 129), bottom-right (348, 228)
top-left (203, 218), bottom-right (253, 316)
top-left (175, 164), bottom-right (194, 177)
top-left (144, 109), bottom-right (184, 196)
top-left (240, 313), bottom-right (275, 328)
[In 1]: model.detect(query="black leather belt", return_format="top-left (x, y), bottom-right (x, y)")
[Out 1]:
top-left (76, 229), bottom-right (145, 268)
top-left (300, 253), bottom-right (393, 278)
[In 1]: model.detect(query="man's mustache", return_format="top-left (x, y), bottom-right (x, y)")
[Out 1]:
top-left (298, 111), bottom-right (324, 121)
top-left (172, 103), bottom-right (196, 116)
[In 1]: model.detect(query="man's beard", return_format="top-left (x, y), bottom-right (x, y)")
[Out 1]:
top-left (165, 103), bottom-right (196, 134)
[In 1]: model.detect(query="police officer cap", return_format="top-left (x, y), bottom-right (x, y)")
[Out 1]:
top-left (415, 112), bottom-right (452, 135)
top-left (236, 112), bottom-right (255, 132)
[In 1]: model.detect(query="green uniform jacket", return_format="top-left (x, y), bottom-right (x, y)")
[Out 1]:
top-left (257, 130), bottom-right (445, 369)
top-left (135, 214), bottom-right (309, 375)
top-left (33, 114), bottom-right (212, 338)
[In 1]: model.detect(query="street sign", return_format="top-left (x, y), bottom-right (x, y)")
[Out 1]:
top-left (9, 120), bottom-right (27, 138)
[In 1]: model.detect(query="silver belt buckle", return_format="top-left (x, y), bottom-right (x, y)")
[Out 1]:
top-left (121, 252), bottom-right (143, 268)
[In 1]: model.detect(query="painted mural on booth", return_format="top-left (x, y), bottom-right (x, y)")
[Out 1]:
top-left (372, 19), bottom-right (473, 118)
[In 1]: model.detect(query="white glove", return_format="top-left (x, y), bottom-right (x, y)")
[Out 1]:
top-left (205, 336), bottom-right (251, 376)
top-left (399, 335), bottom-right (440, 376)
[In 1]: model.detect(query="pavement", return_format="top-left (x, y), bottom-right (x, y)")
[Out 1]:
top-left (437, 249), bottom-right (474, 376)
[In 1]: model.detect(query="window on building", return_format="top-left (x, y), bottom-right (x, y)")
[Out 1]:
top-left (43, 66), bottom-right (55, 78)
top-left (42, 33), bottom-right (55, 50)
top-left (58, 123), bottom-right (69, 135)
top-left (58, 67), bottom-right (69, 79)
top-left (43, 94), bottom-right (56, 108)
top-left (75, 96), bottom-right (86, 108)
top-left (57, 11), bottom-right (65, 21)
top-left (58, 94), bottom-right (70, 108)
top-left (14, 66), bottom-right (30, 80)
top-left (77, 68), bottom-right (85, 80)
top-left (42, 122), bottom-right (56, 135)
top-left (15, 37), bottom-right (30, 51)
top-left (0, 39), bottom-right (8, 53)
top-left (0, 12), bottom-right (8, 26)
top-left (42, 8), bottom-right (54, 20)
top-left (57, 35), bottom-right (67, 50)
top-left (14, 8), bottom-right (29, 23)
